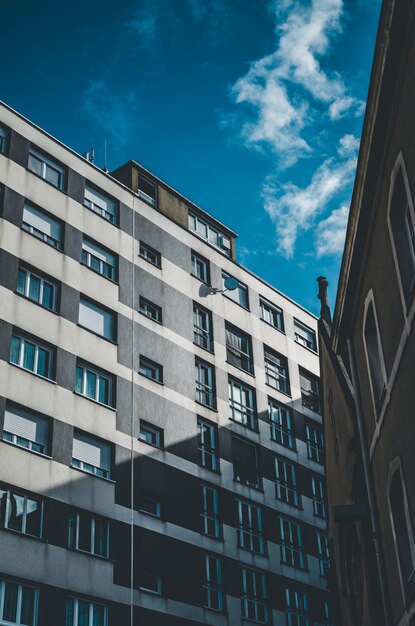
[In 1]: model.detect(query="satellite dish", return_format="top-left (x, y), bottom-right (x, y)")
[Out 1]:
top-left (224, 276), bottom-right (239, 291)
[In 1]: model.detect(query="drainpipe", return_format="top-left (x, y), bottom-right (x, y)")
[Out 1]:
top-left (346, 336), bottom-right (392, 626)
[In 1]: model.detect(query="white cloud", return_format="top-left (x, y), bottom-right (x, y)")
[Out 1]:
top-left (315, 204), bottom-right (349, 257)
top-left (329, 95), bottom-right (365, 120)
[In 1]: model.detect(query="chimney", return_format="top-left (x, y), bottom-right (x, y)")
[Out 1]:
top-left (317, 276), bottom-right (332, 325)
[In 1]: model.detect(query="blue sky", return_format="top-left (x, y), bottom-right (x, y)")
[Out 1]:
top-left (1, 0), bottom-right (381, 314)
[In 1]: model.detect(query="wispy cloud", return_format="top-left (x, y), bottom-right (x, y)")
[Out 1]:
top-left (315, 204), bottom-right (349, 257)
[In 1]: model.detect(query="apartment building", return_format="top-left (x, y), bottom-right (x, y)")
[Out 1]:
top-left (0, 101), bottom-right (332, 625)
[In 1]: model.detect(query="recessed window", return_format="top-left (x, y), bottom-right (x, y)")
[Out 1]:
top-left (300, 368), bottom-right (321, 413)
top-left (28, 147), bottom-right (65, 190)
top-left (139, 356), bottom-right (163, 383)
top-left (191, 251), bottom-right (210, 284)
top-left (75, 361), bottom-right (114, 407)
top-left (81, 238), bottom-right (117, 281)
top-left (195, 358), bottom-right (216, 408)
top-left (189, 212), bottom-right (231, 256)
top-left (264, 347), bottom-right (290, 394)
top-left (193, 303), bottom-right (213, 351)
top-left (0, 580), bottom-right (38, 626)
top-left (203, 554), bottom-right (223, 611)
top-left (139, 421), bottom-right (163, 448)
top-left (232, 437), bottom-right (260, 489)
top-left (279, 517), bottom-right (306, 569)
top-left (3, 404), bottom-right (49, 455)
top-left (68, 512), bottom-right (109, 558)
top-left (65, 597), bottom-right (108, 626)
top-left (197, 418), bottom-right (218, 471)
top-left (269, 399), bottom-right (295, 449)
top-left (226, 323), bottom-right (254, 374)
top-left (285, 588), bottom-right (309, 626)
top-left (0, 126), bottom-right (8, 154)
top-left (10, 333), bottom-right (54, 380)
top-left (22, 203), bottom-right (62, 249)
top-left (228, 377), bottom-right (256, 430)
top-left (72, 431), bottom-right (112, 479)
top-left (241, 568), bottom-right (268, 624)
top-left (317, 531), bottom-right (330, 578)
top-left (388, 466), bottom-right (415, 593)
top-left (311, 475), bottom-right (326, 519)
top-left (200, 484), bottom-right (220, 538)
top-left (237, 500), bottom-right (264, 554)
top-left (275, 457), bottom-right (300, 507)
top-left (139, 242), bottom-right (161, 268)
top-left (137, 494), bottom-right (161, 518)
top-left (79, 297), bottom-right (116, 342)
top-left (16, 266), bottom-right (58, 312)
top-left (138, 571), bottom-right (162, 595)
top-left (139, 296), bottom-right (162, 323)
top-left (259, 297), bottom-right (284, 331)
top-left (0, 488), bottom-right (43, 538)
top-left (294, 319), bottom-right (317, 352)
top-left (324, 600), bottom-right (334, 626)
top-left (138, 175), bottom-right (157, 207)
top-left (306, 421), bottom-right (324, 464)
top-left (84, 183), bottom-right (117, 224)
top-left (363, 299), bottom-right (387, 415)
top-left (222, 271), bottom-right (248, 309)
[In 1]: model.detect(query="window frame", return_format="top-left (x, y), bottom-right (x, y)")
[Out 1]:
top-left (362, 291), bottom-right (388, 419)
top-left (285, 587), bottom-right (310, 626)
top-left (188, 212), bottom-right (231, 256)
top-left (193, 303), bottom-right (213, 352)
top-left (279, 517), bottom-right (306, 570)
top-left (81, 237), bottom-right (117, 282)
top-left (316, 530), bottom-right (330, 578)
top-left (137, 494), bottom-right (161, 518)
top-left (232, 436), bottom-right (261, 490)
top-left (225, 323), bottom-right (254, 375)
top-left (197, 417), bottom-right (219, 472)
top-left (78, 296), bottom-right (117, 343)
top-left (139, 355), bottom-right (163, 384)
top-left (84, 182), bottom-right (118, 225)
top-left (0, 488), bottom-right (43, 539)
top-left (222, 271), bottom-right (249, 309)
top-left (294, 318), bottom-right (317, 352)
top-left (236, 499), bottom-right (265, 555)
top-left (10, 333), bottom-right (54, 381)
top-left (195, 358), bottom-right (216, 409)
top-left (0, 126), bottom-right (8, 155)
top-left (68, 512), bottom-right (110, 559)
top-left (228, 376), bottom-right (257, 431)
top-left (203, 554), bottom-right (223, 612)
top-left (139, 242), bottom-right (161, 268)
top-left (305, 421), bottom-right (325, 465)
top-left (268, 399), bottom-right (295, 449)
top-left (311, 475), bottom-right (326, 519)
top-left (259, 297), bottom-right (284, 332)
top-left (137, 571), bottom-right (162, 595)
top-left (28, 147), bottom-right (65, 190)
top-left (137, 175), bottom-right (157, 207)
top-left (200, 484), bottom-right (220, 538)
top-left (139, 420), bottom-right (163, 449)
top-left (2, 404), bottom-right (50, 456)
top-left (16, 265), bottom-right (59, 313)
top-left (275, 457), bottom-right (300, 508)
top-left (264, 346), bottom-right (290, 395)
top-left (75, 361), bottom-right (114, 408)
top-left (191, 251), bottom-right (210, 285)
top-left (240, 567), bottom-right (268, 624)
top-left (139, 296), bottom-right (162, 324)
top-left (22, 202), bottom-right (63, 250)
top-left (299, 368), bottom-right (321, 414)
top-left (65, 597), bottom-right (108, 626)
top-left (0, 579), bottom-right (39, 626)
top-left (72, 430), bottom-right (112, 480)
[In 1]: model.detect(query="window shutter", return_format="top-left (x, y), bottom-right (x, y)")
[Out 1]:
top-left (85, 185), bottom-right (116, 219)
top-left (82, 239), bottom-right (115, 266)
top-left (23, 205), bottom-right (61, 241)
top-left (4, 406), bottom-right (48, 446)
top-left (73, 433), bottom-right (110, 471)
top-left (79, 299), bottom-right (114, 339)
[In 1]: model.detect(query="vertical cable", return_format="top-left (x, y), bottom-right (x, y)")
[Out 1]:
top-left (130, 197), bottom-right (136, 626)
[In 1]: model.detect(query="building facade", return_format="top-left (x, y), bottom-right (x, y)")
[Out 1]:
top-left (318, 1), bottom-right (415, 625)
top-left (0, 101), bottom-right (332, 625)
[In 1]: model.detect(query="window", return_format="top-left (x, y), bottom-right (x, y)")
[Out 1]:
top-left (137, 494), bottom-right (161, 518)
top-left (197, 418), bottom-right (218, 471)
top-left (139, 297), bottom-right (162, 323)
top-left (79, 297), bottom-right (116, 342)
top-left (72, 431), bottom-right (112, 479)
top-left (68, 512), bottom-right (109, 558)
top-left (138, 175), bottom-right (157, 207)
top-left (225, 324), bottom-right (254, 374)
top-left (264, 347), bottom-right (290, 394)
top-left (232, 437), bottom-right (260, 489)
top-left (193, 304), bottom-right (213, 351)
top-left (75, 362), bottom-right (114, 407)
top-left (0, 488), bottom-right (43, 538)
top-left (195, 358), bottom-right (216, 408)
top-left (81, 238), bottom-right (117, 281)
top-left (222, 272), bottom-right (248, 308)
top-left (16, 266), bottom-right (58, 312)
top-left (311, 476), bottom-right (326, 519)
top-left (269, 399), bottom-right (295, 449)
top-left (84, 183), bottom-right (117, 224)
top-left (228, 377), bottom-right (257, 430)
top-left (138, 571), bottom-right (162, 595)
top-left (189, 212), bottom-right (231, 256)
top-left (200, 484), bottom-right (220, 538)
top-left (0, 126), bottom-right (7, 154)
top-left (3, 404), bottom-right (49, 455)
top-left (203, 555), bottom-right (223, 611)
top-left (389, 163), bottom-right (415, 306)
top-left (22, 203), bottom-right (62, 249)
top-left (0, 580), bottom-right (38, 626)
top-left (139, 421), bottom-right (163, 448)
top-left (306, 422), bottom-right (324, 464)
top-left (191, 251), bottom-right (210, 284)
top-left (279, 518), bottom-right (306, 569)
top-left (28, 148), bottom-right (65, 189)
top-left (65, 598), bottom-right (107, 626)
top-left (237, 500), bottom-right (264, 554)
top-left (260, 298), bottom-right (284, 331)
top-left (139, 242), bottom-right (161, 268)
top-left (275, 458), bottom-right (300, 507)
top-left (323, 600), bottom-right (334, 626)
top-left (285, 588), bottom-right (309, 626)
top-left (317, 531), bottom-right (330, 578)
top-left (139, 356), bottom-right (163, 383)
top-left (299, 368), bottom-right (321, 413)
top-left (241, 568), bottom-right (268, 624)
top-left (10, 333), bottom-right (54, 380)
top-left (294, 319), bottom-right (317, 352)
top-left (363, 299), bottom-right (386, 414)
top-left (388, 466), bottom-right (415, 591)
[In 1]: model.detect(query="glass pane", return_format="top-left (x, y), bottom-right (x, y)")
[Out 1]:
top-left (8, 493), bottom-right (25, 531)
top-left (3, 582), bottom-right (18, 622)
top-left (65, 599), bottom-right (74, 626)
top-left (42, 282), bottom-right (54, 309)
top-left (94, 519), bottom-right (108, 557)
top-left (98, 376), bottom-right (109, 405)
top-left (78, 600), bottom-right (89, 626)
top-left (78, 514), bottom-right (91, 552)
top-left (75, 366), bottom-right (83, 394)
top-left (17, 269), bottom-right (27, 295)
top-left (28, 275), bottom-right (41, 302)
top-left (45, 164), bottom-right (60, 187)
top-left (25, 498), bottom-right (42, 537)
top-left (28, 153), bottom-right (42, 176)
top-left (10, 336), bottom-right (20, 364)
top-left (20, 586), bottom-right (35, 626)
top-left (92, 604), bottom-right (106, 626)
top-left (23, 341), bottom-right (35, 371)
top-left (86, 370), bottom-right (97, 399)
top-left (68, 515), bottom-right (76, 549)
top-left (91, 256), bottom-right (100, 273)
top-left (37, 347), bottom-right (49, 377)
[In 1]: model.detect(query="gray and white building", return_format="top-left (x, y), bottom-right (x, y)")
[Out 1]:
top-left (0, 101), bottom-right (332, 625)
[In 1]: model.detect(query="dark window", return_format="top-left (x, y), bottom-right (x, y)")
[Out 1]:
top-left (16, 265), bottom-right (59, 312)
top-left (306, 421), bottom-right (324, 464)
top-left (139, 242), bottom-right (161, 268)
top-left (139, 356), bottom-right (163, 383)
top-left (22, 203), bottom-right (63, 250)
top-left (197, 418), bottom-right (218, 471)
top-left (137, 571), bottom-right (162, 594)
top-left (3, 404), bottom-right (50, 456)
top-left (264, 347), bottom-right (290, 394)
top-left (232, 437), bottom-right (260, 489)
top-left (0, 126), bottom-right (8, 154)
top-left (294, 319), bottom-right (317, 352)
top-left (65, 598), bottom-right (107, 626)
top-left (10, 333), bottom-right (55, 380)
top-left (195, 358), bottom-right (216, 408)
top-left (203, 554), bottom-right (223, 611)
top-left (311, 476), bottom-right (326, 519)
top-left (138, 175), bottom-right (157, 207)
top-left (0, 580), bottom-right (38, 626)
top-left (68, 512), bottom-right (109, 558)
top-left (191, 251), bottom-right (210, 284)
top-left (139, 421), bottom-right (163, 448)
top-left (363, 301), bottom-right (386, 414)
top-left (228, 377), bottom-right (257, 430)
top-left (28, 148), bottom-right (65, 190)
top-left (285, 588), bottom-right (309, 626)
top-left (75, 361), bottom-right (114, 407)
top-left (225, 323), bottom-right (254, 374)
top-left (317, 531), bottom-right (330, 578)
top-left (84, 184), bottom-right (118, 224)
top-left (279, 517), bottom-right (306, 569)
top-left (0, 488), bottom-right (42, 538)
top-left (237, 500), bottom-right (264, 554)
top-left (81, 237), bottom-right (117, 281)
top-left (193, 303), bottom-right (213, 351)
top-left (259, 298), bottom-right (284, 331)
top-left (300, 368), bottom-right (321, 413)
top-left (139, 297), bottom-right (162, 323)
top-left (275, 457), bottom-right (300, 507)
top-left (269, 399), bottom-right (295, 449)
top-left (137, 494), bottom-right (161, 518)
top-left (222, 272), bottom-right (249, 308)
top-left (200, 484), bottom-right (220, 538)
top-left (389, 468), bottom-right (415, 590)
top-left (241, 568), bottom-right (268, 624)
